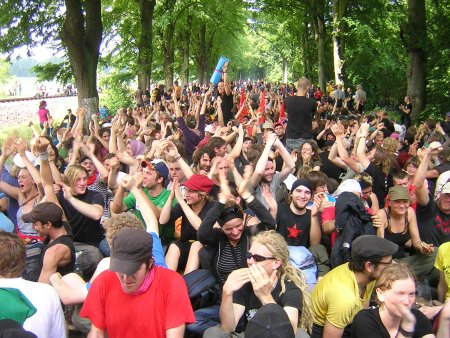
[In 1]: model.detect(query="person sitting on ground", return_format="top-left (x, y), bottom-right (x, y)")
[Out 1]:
top-left (352, 263), bottom-right (435, 338)
top-left (188, 166), bottom-right (276, 336)
top-left (0, 232), bottom-right (66, 338)
top-left (159, 174), bottom-right (214, 274)
top-left (311, 235), bottom-right (398, 338)
top-left (204, 230), bottom-right (313, 338)
top-left (80, 227), bottom-right (195, 338)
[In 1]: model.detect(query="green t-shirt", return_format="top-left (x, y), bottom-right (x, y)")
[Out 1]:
top-left (123, 188), bottom-right (177, 243)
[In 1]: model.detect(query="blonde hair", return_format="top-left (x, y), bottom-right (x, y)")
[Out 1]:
top-left (250, 231), bottom-right (313, 333)
top-left (382, 137), bottom-right (400, 155)
top-left (64, 165), bottom-right (88, 187)
top-left (375, 263), bottom-right (416, 306)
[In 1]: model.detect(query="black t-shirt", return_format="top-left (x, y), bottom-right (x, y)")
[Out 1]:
top-left (416, 197), bottom-right (450, 247)
top-left (364, 163), bottom-right (386, 205)
top-left (221, 92), bottom-right (234, 123)
top-left (285, 96), bottom-right (316, 139)
top-left (320, 151), bottom-right (344, 182)
top-left (160, 201), bottom-right (213, 242)
top-left (57, 190), bottom-right (104, 246)
top-left (233, 279), bottom-right (303, 331)
top-left (352, 308), bottom-right (433, 338)
top-left (276, 203), bottom-right (312, 247)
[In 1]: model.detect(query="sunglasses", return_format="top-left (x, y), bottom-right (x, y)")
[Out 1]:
top-left (246, 252), bottom-right (275, 262)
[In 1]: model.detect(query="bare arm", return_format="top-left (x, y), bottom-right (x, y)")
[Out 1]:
top-left (166, 324), bottom-right (186, 338)
top-left (437, 271), bottom-right (448, 303)
top-left (58, 182), bottom-right (103, 220)
top-left (38, 245), bottom-right (70, 284)
top-left (414, 148), bottom-right (434, 206)
top-left (356, 123), bottom-right (370, 169)
top-left (275, 138), bottom-right (295, 180)
top-left (250, 133), bottom-right (277, 188)
top-left (323, 320), bottom-right (344, 338)
top-left (110, 185), bottom-right (128, 214)
top-left (87, 325), bottom-right (106, 338)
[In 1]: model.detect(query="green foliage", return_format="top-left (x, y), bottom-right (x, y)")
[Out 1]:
top-left (99, 70), bottom-right (134, 112)
top-left (31, 60), bottom-right (74, 85)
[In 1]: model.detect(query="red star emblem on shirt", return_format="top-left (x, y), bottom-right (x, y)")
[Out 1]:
top-left (287, 225), bottom-right (302, 239)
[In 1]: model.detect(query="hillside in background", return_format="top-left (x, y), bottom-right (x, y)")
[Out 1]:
top-left (9, 57), bottom-right (63, 77)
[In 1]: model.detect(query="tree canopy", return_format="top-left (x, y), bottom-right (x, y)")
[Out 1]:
top-left (0, 0), bottom-right (448, 119)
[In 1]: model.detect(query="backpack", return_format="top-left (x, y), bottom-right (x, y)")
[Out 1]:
top-left (183, 269), bottom-right (219, 310)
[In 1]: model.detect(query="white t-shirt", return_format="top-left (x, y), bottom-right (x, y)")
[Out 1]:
top-left (0, 278), bottom-right (66, 338)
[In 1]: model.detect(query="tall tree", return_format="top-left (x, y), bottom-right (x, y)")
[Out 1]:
top-left (331, 0), bottom-right (349, 85)
top-left (0, 0), bottom-right (103, 117)
top-left (136, 0), bottom-right (156, 90)
top-left (402, 0), bottom-right (427, 118)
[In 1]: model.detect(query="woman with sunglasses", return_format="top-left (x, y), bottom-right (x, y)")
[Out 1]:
top-left (204, 230), bottom-right (313, 338)
top-left (352, 263), bottom-right (434, 338)
top-left (189, 166), bottom-right (276, 336)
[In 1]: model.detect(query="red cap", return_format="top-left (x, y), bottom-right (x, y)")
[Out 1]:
top-left (183, 174), bottom-right (214, 193)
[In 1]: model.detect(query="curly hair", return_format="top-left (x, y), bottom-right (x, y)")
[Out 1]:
top-left (250, 231), bottom-right (313, 333)
top-left (103, 213), bottom-right (145, 246)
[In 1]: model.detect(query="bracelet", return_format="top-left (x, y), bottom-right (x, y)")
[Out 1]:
top-left (39, 152), bottom-right (49, 161)
top-left (174, 154), bottom-right (181, 161)
top-left (398, 326), bottom-right (414, 337)
top-left (360, 136), bottom-right (367, 139)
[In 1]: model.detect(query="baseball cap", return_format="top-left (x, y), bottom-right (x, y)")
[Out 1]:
top-left (110, 228), bottom-right (153, 275)
top-left (441, 182), bottom-right (450, 194)
top-left (141, 160), bottom-right (169, 180)
top-left (291, 179), bottom-right (313, 193)
top-left (273, 122), bottom-right (283, 128)
top-left (13, 152), bottom-right (38, 169)
top-left (245, 304), bottom-right (295, 338)
top-left (205, 124), bottom-right (214, 133)
top-left (22, 202), bottom-right (63, 224)
top-left (351, 235), bottom-right (398, 261)
top-left (262, 121), bottom-right (274, 130)
top-left (388, 186), bottom-right (409, 201)
top-left (183, 174), bottom-right (214, 193)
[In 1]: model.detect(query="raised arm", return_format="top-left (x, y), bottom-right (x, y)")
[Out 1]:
top-left (274, 137), bottom-right (295, 180)
top-left (80, 142), bottom-right (109, 183)
top-left (356, 122), bottom-right (371, 169)
top-left (222, 62), bottom-right (232, 96)
top-left (250, 132), bottom-right (277, 188)
top-left (414, 144), bottom-right (441, 206)
top-left (35, 137), bottom-right (60, 205)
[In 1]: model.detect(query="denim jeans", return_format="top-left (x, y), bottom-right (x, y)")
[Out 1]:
top-left (186, 304), bottom-right (220, 336)
top-left (286, 138), bottom-right (316, 154)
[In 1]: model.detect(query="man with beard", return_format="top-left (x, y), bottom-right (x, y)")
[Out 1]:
top-left (250, 132), bottom-right (295, 210)
top-left (276, 179), bottom-right (322, 248)
top-left (192, 147), bottom-right (213, 175)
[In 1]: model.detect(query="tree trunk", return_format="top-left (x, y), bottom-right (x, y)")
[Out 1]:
top-left (282, 57), bottom-right (288, 83)
top-left (163, 22), bottom-right (175, 88)
top-left (332, 0), bottom-right (348, 85)
top-left (301, 17), bottom-right (311, 80)
top-left (136, 0), bottom-right (156, 91)
top-left (406, 0), bottom-right (427, 119)
top-left (197, 22), bottom-right (207, 84)
top-left (182, 14), bottom-right (192, 87)
top-left (61, 0), bottom-right (102, 124)
top-left (311, 0), bottom-right (327, 92)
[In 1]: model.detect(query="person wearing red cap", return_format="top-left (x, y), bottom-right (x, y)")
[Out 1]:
top-left (160, 174), bottom-right (214, 274)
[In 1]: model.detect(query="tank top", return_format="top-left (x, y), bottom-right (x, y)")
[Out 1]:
top-left (16, 198), bottom-right (39, 236)
top-left (384, 208), bottom-right (411, 259)
top-left (40, 235), bottom-right (75, 276)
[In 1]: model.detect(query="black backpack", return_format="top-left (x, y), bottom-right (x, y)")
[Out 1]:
top-left (183, 269), bottom-right (219, 310)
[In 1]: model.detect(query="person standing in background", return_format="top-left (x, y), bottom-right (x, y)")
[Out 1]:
top-left (37, 100), bottom-right (50, 130)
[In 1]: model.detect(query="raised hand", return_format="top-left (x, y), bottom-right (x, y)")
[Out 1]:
top-left (1, 137), bottom-right (16, 158)
top-left (121, 174), bottom-right (136, 191)
top-left (223, 268), bottom-right (250, 295)
top-left (15, 138), bottom-right (28, 155)
top-left (237, 165), bottom-right (253, 200)
top-left (35, 136), bottom-right (50, 153)
top-left (57, 182), bottom-right (74, 201)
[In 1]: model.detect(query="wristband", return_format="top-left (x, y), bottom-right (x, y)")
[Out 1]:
top-left (39, 152), bottom-right (49, 161)
top-left (174, 155), bottom-right (181, 161)
top-left (398, 326), bottom-right (414, 337)
top-left (360, 136), bottom-right (367, 139)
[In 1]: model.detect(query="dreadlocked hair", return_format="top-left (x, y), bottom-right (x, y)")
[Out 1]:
top-left (250, 230), bottom-right (313, 333)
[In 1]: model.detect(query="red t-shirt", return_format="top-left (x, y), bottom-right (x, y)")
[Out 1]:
top-left (80, 266), bottom-right (195, 338)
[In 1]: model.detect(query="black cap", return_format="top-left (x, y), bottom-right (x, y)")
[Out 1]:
top-left (21, 202), bottom-right (63, 224)
top-left (110, 228), bottom-right (153, 275)
top-left (245, 304), bottom-right (295, 338)
top-left (351, 235), bottom-right (398, 260)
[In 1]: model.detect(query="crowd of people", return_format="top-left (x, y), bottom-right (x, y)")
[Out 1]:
top-left (1, 61), bottom-right (450, 338)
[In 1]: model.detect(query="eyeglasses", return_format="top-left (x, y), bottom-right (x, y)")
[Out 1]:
top-left (246, 252), bottom-right (275, 262)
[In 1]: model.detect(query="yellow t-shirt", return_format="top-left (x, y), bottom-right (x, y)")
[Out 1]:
top-left (311, 263), bottom-right (375, 329)
top-left (435, 242), bottom-right (450, 300)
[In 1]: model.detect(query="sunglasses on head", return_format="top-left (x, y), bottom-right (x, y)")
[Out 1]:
top-left (246, 252), bottom-right (275, 262)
